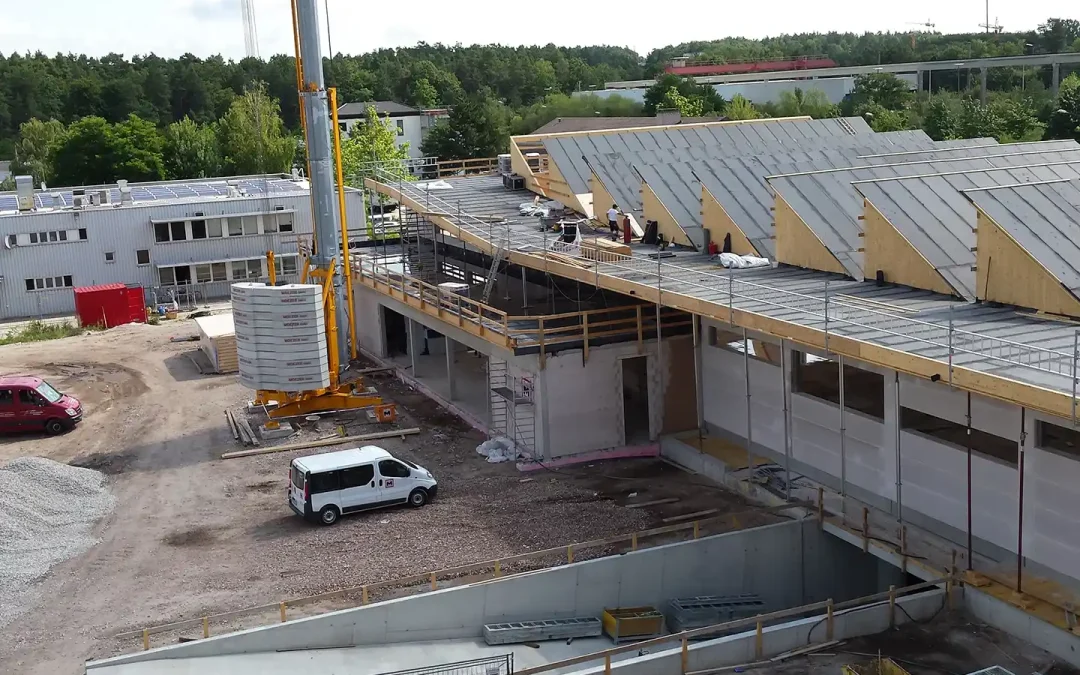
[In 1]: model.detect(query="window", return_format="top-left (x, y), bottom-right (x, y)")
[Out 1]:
top-left (170, 221), bottom-right (187, 241)
top-left (24, 279), bottom-right (34, 291)
top-left (1037, 421), bottom-right (1080, 459)
top-left (58, 230), bottom-right (67, 242)
top-left (136, 249), bottom-right (150, 265)
top-left (191, 220), bottom-right (207, 239)
top-left (278, 213), bottom-right (294, 232)
top-left (105, 251), bottom-right (115, 263)
top-left (207, 219), bottom-right (223, 238)
top-left (154, 222), bottom-right (170, 243)
top-left (63, 275), bottom-right (72, 287)
top-left (247, 259), bottom-right (263, 278)
top-left (159, 267), bottom-right (176, 285)
top-left (195, 264), bottom-right (212, 283)
top-left (227, 217), bottom-right (243, 236)
top-left (901, 407), bottom-right (1017, 465)
top-left (378, 459), bottom-right (410, 478)
top-left (47, 231), bottom-right (58, 242)
top-left (275, 255), bottom-right (299, 276)
top-left (0, 390), bottom-right (11, 405)
top-left (211, 262), bottom-right (228, 282)
top-left (341, 464), bottom-right (375, 488)
top-left (395, 119), bottom-right (404, 137)
top-left (263, 215), bottom-right (278, 233)
top-left (29, 232), bottom-right (39, 244)
top-left (45, 277), bottom-right (54, 288)
top-left (25, 276), bottom-right (72, 291)
top-left (291, 465), bottom-right (305, 489)
top-left (79, 228), bottom-right (87, 240)
top-left (18, 389), bottom-right (40, 405)
top-left (230, 261), bottom-right (248, 280)
top-left (792, 350), bottom-right (884, 420)
top-left (242, 215), bottom-right (259, 236)
top-left (309, 470), bottom-right (341, 494)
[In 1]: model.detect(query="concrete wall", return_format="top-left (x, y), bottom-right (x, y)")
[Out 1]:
top-left (700, 319), bottom-right (1080, 585)
top-left (87, 520), bottom-right (895, 670)
top-left (965, 585), bottom-right (1080, 667)
top-left (574, 589), bottom-right (945, 675)
top-left (354, 285), bottom-right (387, 357)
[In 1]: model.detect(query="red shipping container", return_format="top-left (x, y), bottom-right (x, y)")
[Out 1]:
top-left (73, 283), bottom-right (147, 329)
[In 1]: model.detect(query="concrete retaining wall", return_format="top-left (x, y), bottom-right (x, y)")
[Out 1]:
top-left (88, 520), bottom-right (895, 670)
top-left (965, 586), bottom-right (1080, 667)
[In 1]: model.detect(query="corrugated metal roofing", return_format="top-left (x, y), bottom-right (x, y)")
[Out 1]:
top-left (544, 117), bottom-right (872, 195)
top-left (854, 162), bottom-right (1080, 300)
top-left (767, 141), bottom-right (1080, 279)
top-left (962, 178), bottom-right (1080, 297)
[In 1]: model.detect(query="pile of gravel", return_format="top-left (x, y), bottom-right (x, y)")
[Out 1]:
top-left (0, 457), bottom-right (116, 627)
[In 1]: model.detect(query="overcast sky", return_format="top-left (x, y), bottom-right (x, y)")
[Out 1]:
top-left (0, 0), bottom-right (1074, 60)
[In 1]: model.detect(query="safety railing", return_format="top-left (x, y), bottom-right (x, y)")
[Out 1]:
top-left (116, 505), bottom-right (791, 652)
top-left (514, 575), bottom-right (953, 675)
top-left (368, 170), bottom-right (1080, 422)
top-left (435, 157), bottom-right (499, 176)
top-left (347, 157), bottom-right (499, 184)
top-left (353, 256), bottom-right (691, 365)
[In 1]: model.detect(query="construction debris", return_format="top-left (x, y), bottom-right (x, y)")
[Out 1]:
top-left (221, 428), bottom-right (421, 459)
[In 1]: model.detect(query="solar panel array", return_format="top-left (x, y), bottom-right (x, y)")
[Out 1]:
top-left (0, 177), bottom-right (308, 213)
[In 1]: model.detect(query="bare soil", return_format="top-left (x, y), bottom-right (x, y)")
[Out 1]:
top-left (0, 321), bottom-right (776, 674)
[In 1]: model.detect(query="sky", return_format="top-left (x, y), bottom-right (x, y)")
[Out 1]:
top-left (0, 0), bottom-right (1075, 60)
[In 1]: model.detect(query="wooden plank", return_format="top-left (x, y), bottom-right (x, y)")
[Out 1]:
top-left (237, 417), bottom-right (260, 446)
top-left (221, 428), bottom-right (422, 459)
top-left (661, 509), bottom-right (719, 523)
top-left (625, 497), bottom-right (680, 509)
top-left (975, 207), bottom-right (1080, 317)
top-left (642, 182), bottom-right (694, 248)
top-left (773, 193), bottom-right (847, 275)
top-left (701, 185), bottom-right (759, 256)
top-left (225, 410), bottom-right (239, 441)
top-left (862, 199), bottom-right (957, 296)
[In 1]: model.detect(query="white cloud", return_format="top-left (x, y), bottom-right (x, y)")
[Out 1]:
top-left (0, 0), bottom-right (1073, 59)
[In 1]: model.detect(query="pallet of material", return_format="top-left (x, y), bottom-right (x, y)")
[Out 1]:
top-left (194, 314), bottom-right (238, 374)
top-left (483, 617), bottom-right (601, 645)
top-left (581, 237), bottom-right (631, 261)
top-left (601, 607), bottom-right (665, 643)
top-left (665, 594), bottom-right (764, 632)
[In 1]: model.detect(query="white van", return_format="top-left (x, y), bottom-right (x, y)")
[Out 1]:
top-left (289, 446), bottom-right (438, 525)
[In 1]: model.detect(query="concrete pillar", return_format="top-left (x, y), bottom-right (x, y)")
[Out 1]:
top-left (980, 68), bottom-right (988, 104)
top-left (916, 70), bottom-right (924, 93)
top-left (445, 336), bottom-right (457, 400)
top-left (407, 318), bottom-right (422, 377)
top-left (693, 315), bottom-right (704, 435)
top-left (1052, 61), bottom-right (1061, 96)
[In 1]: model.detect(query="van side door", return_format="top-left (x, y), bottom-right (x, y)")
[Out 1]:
top-left (339, 464), bottom-right (379, 513)
top-left (307, 470), bottom-right (342, 514)
top-left (16, 388), bottom-right (47, 429)
top-left (377, 459), bottom-right (413, 505)
top-left (0, 389), bottom-right (19, 432)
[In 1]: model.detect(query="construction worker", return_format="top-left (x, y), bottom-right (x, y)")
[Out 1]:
top-left (607, 204), bottom-right (620, 241)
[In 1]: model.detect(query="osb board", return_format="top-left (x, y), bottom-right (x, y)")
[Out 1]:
top-left (533, 158), bottom-right (590, 218)
top-left (676, 433), bottom-right (771, 470)
top-left (642, 182), bottom-right (693, 248)
top-left (773, 193), bottom-right (847, 275)
top-left (662, 336), bottom-right (698, 434)
top-left (701, 185), bottom-right (759, 256)
top-left (590, 171), bottom-right (643, 238)
top-left (862, 199), bottom-right (956, 296)
top-left (363, 177), bottom-right (1080, 422)
top-left (976, 208), bottom-right (1080, 318)
top-left (582, 237), bottom-right (631, 258)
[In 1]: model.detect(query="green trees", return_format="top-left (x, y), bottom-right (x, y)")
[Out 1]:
top-left (724, 95), bottom-right (760, 120)
top-left (421, 94), bottom-right (509, 160)
top-left (163, 117), bottom-right (221, 179)
top-left (216, 84), bottom-right (297, 175)
top-left (772, 88), bottom-right (838, 118)
top-left (52, 116), bottom-right (165, 186)
top-left (1049, 73), bottom-right (1080, 140)
top-left (9, 118), bottom-right (66, 186)
top-left (340, 105), bottom-right (410, 180)
top-left (510, 93), bottom-right (643, 135)
top-left (643, 75), bottom-right (725, 116)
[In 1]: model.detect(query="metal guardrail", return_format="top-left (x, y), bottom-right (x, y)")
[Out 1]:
top-left (370, 170), bottom-right (1080, 422)
top-left (348, 157), bottom-right (499, 183)
top-left (376, 655), bottom-right (513, 675)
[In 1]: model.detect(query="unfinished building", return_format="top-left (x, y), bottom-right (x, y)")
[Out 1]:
top-left (86, 116), bottom-right (1080, 674)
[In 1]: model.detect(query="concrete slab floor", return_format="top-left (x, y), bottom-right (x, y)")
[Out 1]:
top-left (90, 637), bottom-right (635, 675)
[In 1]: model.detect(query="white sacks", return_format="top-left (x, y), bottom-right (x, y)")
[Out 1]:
top-left (231, 283), bottom-right (331, 391)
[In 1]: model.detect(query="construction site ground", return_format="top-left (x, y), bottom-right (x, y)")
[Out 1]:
top-left (0, 319), bottom-right (778, 675)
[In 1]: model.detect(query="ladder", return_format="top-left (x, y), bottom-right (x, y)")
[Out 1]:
top-left (488, 358), bottom-right (510, 437)
top-left (400, 206), bottom-right (438, 284)
top-left (480, 240), bottom-right (508, 305)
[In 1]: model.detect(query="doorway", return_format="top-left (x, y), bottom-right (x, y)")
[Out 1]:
top-left (621, 356), bottom-right (650, 443)
top-left (383, 307), bottom-right (408, 356)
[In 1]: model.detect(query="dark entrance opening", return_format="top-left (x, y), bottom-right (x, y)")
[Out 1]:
top-left (383, 307), bottom-right (408, 357)
top-left (622, 356), bottom-right (650, 443)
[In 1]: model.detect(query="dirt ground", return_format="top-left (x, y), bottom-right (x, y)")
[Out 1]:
top-left (745, 611), bottom-right (1079, 675)
top-left (0, 320), bottom-right (776, 674)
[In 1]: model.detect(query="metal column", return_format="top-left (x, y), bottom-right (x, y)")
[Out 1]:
top-left (407, 319), bottom-right (418, 377)
top-left (445, 336), bottom-right (456, 401)
top-left (1016, 407), bottom-right (1027, 593)
top-left (781, 339), bottom-right (791, 500)
top-left (693, 315), bottom-right (704, 440)
top-left (980, 68), bottom-right (988, 104)
top-left (894, 373), bottom-right (903, 522)
top-left (966, 392), bottom-right (973, 570)
top-left (839, 354), bottom-right (847, 503)
top-left (743, 328), bottom-right (753, 472)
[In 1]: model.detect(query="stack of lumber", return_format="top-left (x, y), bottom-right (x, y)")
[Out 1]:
top-left (581, 236), bottom-right (631, 262)
top-left (195, 314), bottom-right (238, 374)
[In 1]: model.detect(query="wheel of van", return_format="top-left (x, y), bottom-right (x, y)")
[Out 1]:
top-left (44, 419), bottom-right (66, 436)
top-left (408, 489), bottom-right (428, 508)
top-left (318, 506), bottom-right (340, 526)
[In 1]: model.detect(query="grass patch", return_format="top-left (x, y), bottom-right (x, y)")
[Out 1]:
top-left (0, 320), bottom-right (101, 345)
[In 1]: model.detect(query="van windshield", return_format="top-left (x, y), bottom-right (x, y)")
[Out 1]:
top-left (35, 382), bottom-right (62, 403)
top-left (400, 459), bottom-right (419, 470)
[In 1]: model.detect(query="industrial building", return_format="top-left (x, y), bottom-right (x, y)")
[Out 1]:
top-left (337, 100), bottom-right (449, 160)
top-left (0, 174), bottom-right (364, 319)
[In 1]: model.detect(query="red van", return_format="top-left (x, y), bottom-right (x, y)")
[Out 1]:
top-left (0, 376), bottom-right (83, 435)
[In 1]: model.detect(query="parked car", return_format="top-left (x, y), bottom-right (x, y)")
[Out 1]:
top-left (289, 446), bottom-right (437, 525)
top-left (0, 375), bottom-right (83, 435)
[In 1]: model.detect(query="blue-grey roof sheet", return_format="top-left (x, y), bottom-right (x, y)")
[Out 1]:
top-left (962, 178), bottom-right (1080, 296)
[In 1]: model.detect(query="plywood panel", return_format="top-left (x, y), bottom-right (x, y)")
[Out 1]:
top-left (773, 193), bottom-right (847, 275)
top-left (662, 336), bottom-right (698, 434)
top-left (591, 171), bottom-right (643, 238)
top-left (976, 208), bottom-right (1080, 317)
top-left (701, 185), bottom-right (759, 256)
top-left (862, 199), bottom-right (957, 296)
top-left (642, 182), bottom-right (694, 248)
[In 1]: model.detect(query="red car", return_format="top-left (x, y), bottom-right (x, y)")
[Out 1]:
top-left (0, 376), bottom-right (83, 435)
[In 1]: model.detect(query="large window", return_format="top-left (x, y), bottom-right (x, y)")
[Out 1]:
top-left (278, 212), bottom-right (294, 232)
top-left (227, 217), bottom-right (243, 237)
top-left (309, 471), bottom-right (340, 494)
top-left (378, 459), bottom-right (410, 478)
top-left (901, 407), bottom-right (1017, 465)
top-left (1037, 421), bottom-right (1080, 459)
top-left (231, 259), bottom-right (263, 280)
top-left (169, 221), bottom-right (187, 241)
top-left (341, 465), bottom-right (375, 488)
top-left (792, 351), bottom-right (884, 420)
top-left (191, 220), bottom-right (207, 239)
top-left (159, 267), bottom-right (176, 285)
top-left (207, 219), bottom-right (223, 238)
top-left (25, 275), bottom-right (73, 291)
top-left (242, 215), bottom-right (259, 236)
top-left (275, 255), bottom-right (299, 277)
top-left (136, 249), bottom-right (151, 265)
